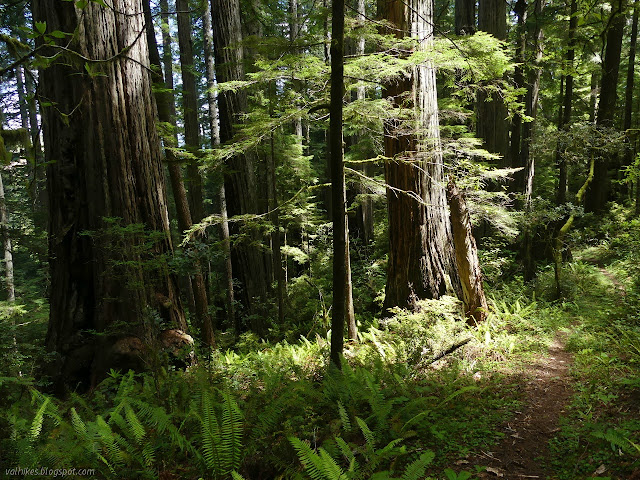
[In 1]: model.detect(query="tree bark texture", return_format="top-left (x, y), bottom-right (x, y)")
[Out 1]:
top-left (623, 0), bottom-right (639, 168)
top-left (588, 0), bottom-right (626, 212)
top-left (212, 0), bottom-right (270, 320)
top-left (176, 0), bottom-right (204, 223)
top-left (455, 0), bottom-right (475, 35)
top-left (556, 0), bottom-right (578, 206)
top-left (447, 180), bottom-right (487, 324)
top-left (203, 0), bottom-right (235, 325)
top-left (476, 0), bottom-right (508, 164)
top-left (145, 0), bottom-right (215, 346)
top-left (33, 0), bottom-right (186, 390)
top-left (382, 0), bottom-right (461, 312)
top-left (330, 0), bottom-right (346, 368)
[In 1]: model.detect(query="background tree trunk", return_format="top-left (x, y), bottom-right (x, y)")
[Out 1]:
top-left (212, 0), bottom-right (271, 323)
top-left (145, 0), bottom-right (215, 346)
top-left (34, 0), bottom-right (185, 391)
top-left (587, 0), bottom-right (626, 212)
top-left (455, 0), bottom-right (475, 35)
top-left (477, 0), bottom-right (508, 164)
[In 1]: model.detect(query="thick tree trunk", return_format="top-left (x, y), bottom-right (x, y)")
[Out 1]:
top-left (330, 0), bottom-right (346, 368)
top-left (587, 0), bottom-right (626, 212)
top-left (176, 0), bottom-right (204, 223)
top-left (33, 0), bottom-right (186, 391)
top-left (146, 0), bottom-right (215, 346)
top-left (212, 0), bottom-right (270, 321)
top-left (477, 0), bottom-right (508, 164)
top-left (447, 180), bottom-right (487, 324)
top-left (455, 0), bottom-right (475, 35)
top-left (383, 0), bottom-right (461, 312)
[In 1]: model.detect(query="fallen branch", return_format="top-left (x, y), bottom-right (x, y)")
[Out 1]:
top-left (426, 337), bottom-right (472, 365)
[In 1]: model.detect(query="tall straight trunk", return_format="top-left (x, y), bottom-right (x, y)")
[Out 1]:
top-left (33, 0), bottom-right (186, 390)
top-left (521, 0), bottom-right (543, 207)
top-left (176, 0), bottom-right (204, 223)
top-left (268, 131), bottom-right (285, 325)
top-left (145, 0), bottom-right (215, 346)
top-left (455, 0), bottom-right (475, 35)
top-left (623, 1), bottom-right (639, 169)
top-left (351, 0), bottom-right (374, 246)
top-left (556, 0), bottom-right (578, 206)
top-left (383, 0), bottom-right (461, 311)
top-left (212, 0), bottom-right (270, 321)
top-left (590, 72), bottom-right (599, 124)
top-left (477, 0), bottom-right (508, 163)
top-left (14, 66), bottom-right (36, 205)
top-left (521, 0), bottom-right (544, 281)
top-left (588, 0), bottom-right (626, 212)
top-left (510, 0), bottom-right (526, 191)
top-left (0, 166), bottom-right (18, 375)
top-left (330, 0), bottom-right (346, 367)
top-left (203, 0), bottom-right (235, 325)
top-left (24, 72), bottom-right (45, 210)
top-left (0, 171), bottom-right (15, 303)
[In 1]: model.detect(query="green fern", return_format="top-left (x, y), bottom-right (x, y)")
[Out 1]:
top-left (196, 388), bottom-right (244, 478)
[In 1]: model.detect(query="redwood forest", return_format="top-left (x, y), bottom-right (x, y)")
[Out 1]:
top-left (1, 0), bottom-right (640, 478)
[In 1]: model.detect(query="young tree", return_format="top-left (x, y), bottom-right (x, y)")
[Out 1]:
top-left (382, 0), bottom-right (461, 311)
top-left (330, 0), bottom-right (347, 367)
top-left (33, 0), bottom-right (185, 390)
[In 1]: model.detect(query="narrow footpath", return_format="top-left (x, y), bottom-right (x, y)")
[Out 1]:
top-left (472, 333), bottom-right (574, 479)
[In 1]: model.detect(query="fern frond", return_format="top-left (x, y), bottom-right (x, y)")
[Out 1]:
top-left (124, 404), bottom-right (146, 443)
top-left (337, 402), bottom-right (351, 432)
top-left (289, 437), bottom-right (328, 480)
top-left (355, 417), bottom-right (376, 449)
top-left (220, 391), bottom-right (243, 474)
top-left (30, 397), bottom-right (50, 440)
top-left (400, 451), bottom-right (434, 480)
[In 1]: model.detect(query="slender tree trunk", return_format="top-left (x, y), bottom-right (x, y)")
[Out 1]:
top-left (587, 0), bottom-right (626, 212)
top-left (455, 0), bottom-right (475, 35)
top-left (556, 0), bottom-right (577, 206)
top-left (146, 0), bottom-right (215, 346)
top-left (176, 0), bottom-right (204, 223)
top-left (383, 0), bottom-right (461, 311)
top-left (34, 0), bottom-right (186, 391)
top-left (590, 72), bottom-right (599, 124)
top-left (623, 0), bottom-right (639, 171)
top-left (0, 170), bottom-right (15, 304)
top-left (330, 0), bottom-right (346, 368)
top-left (510, 0), bottom-right (526, 191)
top-left (23, 71), bottom-right (44, 210)
top-left (212, 0), bottom-right (271, 322)
top-left (203, 0), bottom-right (235, 326)
top-left (267, 83), bottom-right (285, 325)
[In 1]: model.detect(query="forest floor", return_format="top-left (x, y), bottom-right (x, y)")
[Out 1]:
top-left (470, 332), bottom-right (575, 479)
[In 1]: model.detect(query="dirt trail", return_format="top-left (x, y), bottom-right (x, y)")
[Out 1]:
top-left (471, 333), bottom-right (574, 479)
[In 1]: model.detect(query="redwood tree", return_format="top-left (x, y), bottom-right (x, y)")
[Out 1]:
top-left (33, 0), bottom-right (185, 390)
top-left (382, 0), bottom-right (461, 311)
